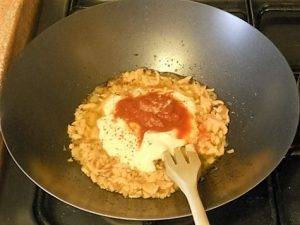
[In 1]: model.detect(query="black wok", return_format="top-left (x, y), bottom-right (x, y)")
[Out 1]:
top-left (1, 0), bottom-right (299, 220)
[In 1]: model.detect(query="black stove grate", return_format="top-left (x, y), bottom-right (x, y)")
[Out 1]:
top-left (69, 0), bottom-right (250, 22)
top-left (252, 1), bottom-right (300, 71)
top-left (1, 0), bottom-right (300, 225)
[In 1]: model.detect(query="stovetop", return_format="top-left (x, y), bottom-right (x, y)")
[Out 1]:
top-left (1, 1), bottom-right (300, 225)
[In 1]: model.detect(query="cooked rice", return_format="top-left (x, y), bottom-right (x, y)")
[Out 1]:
top-left (67, 68), bottom-right (230, 198)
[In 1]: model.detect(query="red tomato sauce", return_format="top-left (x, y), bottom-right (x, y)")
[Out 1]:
top-left (115, 92), bottom-right (192, 140)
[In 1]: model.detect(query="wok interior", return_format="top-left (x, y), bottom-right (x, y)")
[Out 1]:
top-left (1, 0), bottom-right (298, 220)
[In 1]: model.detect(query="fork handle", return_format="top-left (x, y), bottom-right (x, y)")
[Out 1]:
top-left (184, 185), bottom-right (210, 225)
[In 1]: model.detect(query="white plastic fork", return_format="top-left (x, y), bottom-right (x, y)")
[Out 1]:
top-left (163, 146), bottom-right (210, 225)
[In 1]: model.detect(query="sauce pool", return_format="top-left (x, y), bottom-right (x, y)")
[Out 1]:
top-left (115, 92), bottom-right (192, 140)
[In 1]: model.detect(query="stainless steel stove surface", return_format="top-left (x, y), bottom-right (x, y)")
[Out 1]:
top-left (0, 0), bottom-right (300, 225)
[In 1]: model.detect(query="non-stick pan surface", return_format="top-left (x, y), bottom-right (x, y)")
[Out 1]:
top-left (1, 0), bottom-right (299, 220)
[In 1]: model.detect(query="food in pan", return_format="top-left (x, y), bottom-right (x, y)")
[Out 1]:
top-left (68, 68), bottom-right (230, 198)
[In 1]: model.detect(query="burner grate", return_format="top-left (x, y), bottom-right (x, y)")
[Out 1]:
top-left (273, 156), bottom-right (300, 225)
top-left (68, 0), bottom-right (249, 21)
top-left (252, 1), bottom-right (300, 71)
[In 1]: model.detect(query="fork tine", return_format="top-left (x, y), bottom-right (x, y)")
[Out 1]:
top-left (185, 144), bottom-right (195, 152)
top-left (184, 144), bottom-right (201, 165)
top-left (174, 148), bottom-right (187, 164)
top-left (187, 151), bottom-right (201, 165)
top-left (163, 151), bottom-right (175, 166)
